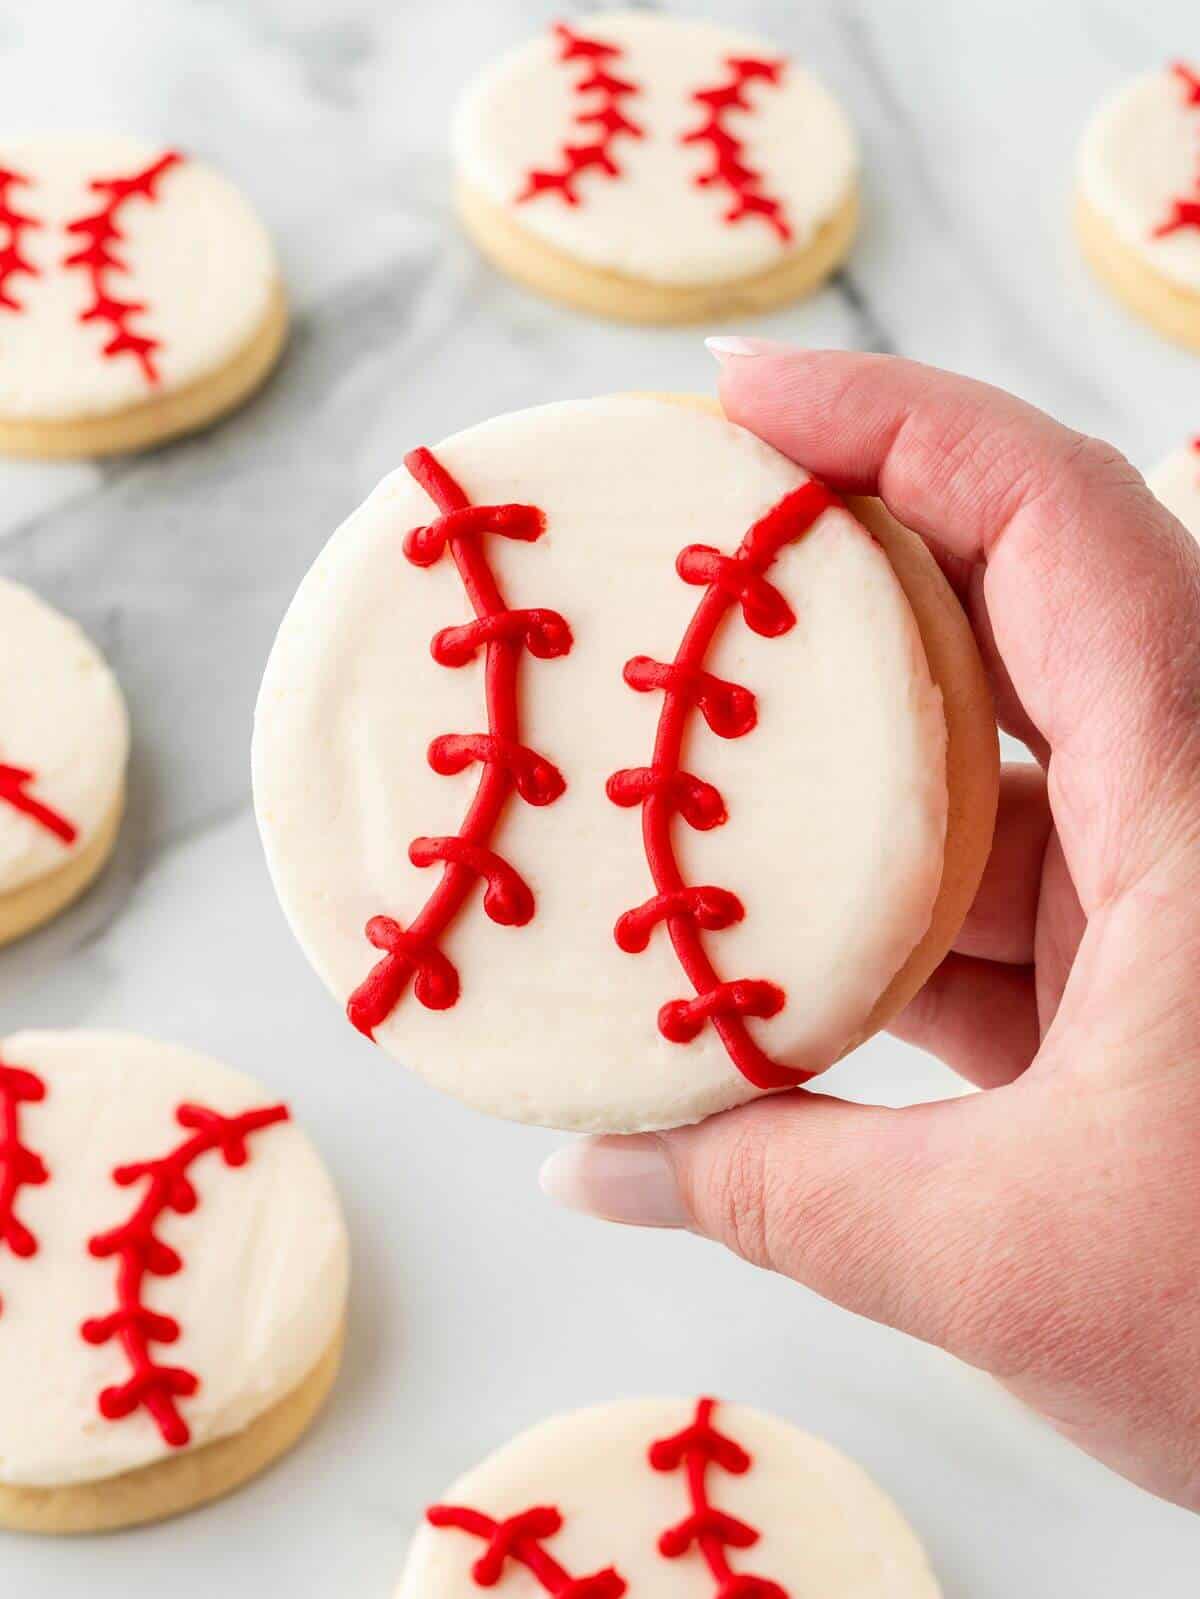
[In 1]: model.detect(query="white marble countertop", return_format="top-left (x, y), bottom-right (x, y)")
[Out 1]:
top-left (1, 0), bottom-right (1198, 1593)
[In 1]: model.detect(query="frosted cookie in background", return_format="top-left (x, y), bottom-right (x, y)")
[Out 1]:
top-left (1148, 437), bottom-right (1200, 537)
top-left (396, 1397), bottom-right (940, 1598)
top-left (254, 395), bottom-right (998, 1133)
top-left (452, 13), bottom-right (859, 322)
top-left (1077, 61), bottom-right (1200, 350)
top-left (0, 579), bottom-right (129, 945)
top-left (0, 134), bottom-right (286, 457)
top-left (0, 1031), bottom-right (349, 1533)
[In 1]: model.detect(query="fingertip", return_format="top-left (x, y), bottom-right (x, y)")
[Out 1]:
top-left (539, 1134), bottom-right (691, 1229)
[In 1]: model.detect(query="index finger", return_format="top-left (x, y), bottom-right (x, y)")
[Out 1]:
top-left (714, 345), bottom-right (1200, 913)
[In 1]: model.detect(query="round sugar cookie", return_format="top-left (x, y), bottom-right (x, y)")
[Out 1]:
top-left (0, 579), bottom-right (129, 946)
top-left (0, 1030), bottom-right (349, 1533)
top-left (254, 395), bottom-right (998, 1133)
top-left (0, 134), bottom-right (286, 457)
top-left (1148, 436), bottom-right (1200, 536)
top-left (1077, 61), bottom-right (1200, 350)
top-left (453, 13), bottom-right (859, 322)
top-left (396, 1396), bottom-right (940, 1598)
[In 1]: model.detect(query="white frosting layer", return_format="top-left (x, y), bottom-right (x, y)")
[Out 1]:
top-left (0, 1030), bottom-right (348, 1487)
top-left (0, 578), bottom-right (129, 896)
top-left (0, 133), bottom-right (278, 419)
top-left (1079, 66), bottom-right (1200, 291)
top-left (254, 397), bottom-right (947, 1133)
top-left (397, 1398), bottom-right (940, 1598)
top-left (453, 12), bottom-right (858, 285)
top-left (1149, 438), bottom-right (1200, 536)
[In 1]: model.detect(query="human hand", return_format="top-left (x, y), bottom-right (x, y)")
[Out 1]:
top-left (542, 346), bottom-right (1200, 1512)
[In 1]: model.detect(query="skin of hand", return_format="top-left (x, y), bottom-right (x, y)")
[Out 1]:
top-left (541, 344), bottom-right (1200, 1513)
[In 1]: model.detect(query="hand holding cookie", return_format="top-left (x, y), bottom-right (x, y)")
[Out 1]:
top-left (544, 346), bottom-right (1200, 1515)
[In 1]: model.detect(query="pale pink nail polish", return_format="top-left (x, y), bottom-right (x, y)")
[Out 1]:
top-left (539, 1134), bottom-right (690, 1229)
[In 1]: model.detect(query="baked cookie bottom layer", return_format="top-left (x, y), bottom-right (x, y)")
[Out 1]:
top-left (0, 284), bottom-right (289, 460)
top-left (0, 789), bottom-right (125, 948)
top-left (457, 182), bottom-right (860, 324)
top-left (1075, 193), bottom-right (1200, 353)
top-left (0, 1321), bottom-right (345, 1535)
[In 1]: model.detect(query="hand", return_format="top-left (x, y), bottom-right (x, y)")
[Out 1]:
top-left (542, 346), bottom-right (1200, 1512)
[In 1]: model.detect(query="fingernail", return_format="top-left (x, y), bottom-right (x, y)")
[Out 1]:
top-left (705, 335), bottom-right (786, 361)
top-left (539, 1134), bottom-right (689, 1229)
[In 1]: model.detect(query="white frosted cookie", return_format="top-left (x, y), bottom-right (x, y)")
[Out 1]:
top-left (0, 1030), bottom-right (348, 1533)
top-left (0, 578), bottom-right (129, 946)
top-left (1148, 437), bottom-right (1200, 537)
top-left (254, 396), bottom-right (997, 1133)
top-left (396, 1397), bottom-right (940, 1598)
top-left (453, 13), bottom-right (859, 322)
top-left (1077, 61), bottom-right (1200, 349)
top-left (0, 133), bottom-right (286, 456)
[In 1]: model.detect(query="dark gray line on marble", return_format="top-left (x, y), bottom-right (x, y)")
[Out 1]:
top-left (831, 267), bottom-right (896, 355)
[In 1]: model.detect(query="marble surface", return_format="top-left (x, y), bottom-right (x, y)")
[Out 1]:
top-left (1, 0), bottom-right (1198, 1593)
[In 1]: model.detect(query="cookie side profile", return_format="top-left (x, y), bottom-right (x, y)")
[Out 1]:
top-left (254, 396), bottom-right (997, 1132)
top-left (1148, 437), bottom-right (1200, 537)
top-left (453, 13), bottom-right (859, 321)
top-left (0, 134), bottom-right (286, 457)
top-left (0, 1031), bottom-right (349, 1533)
top-left (396, 1397), bottom-right (940, 1597)
top-left (1076, 62), bottom-right (1200, 350)
top-left (0, 580), bottom-right (129, 945)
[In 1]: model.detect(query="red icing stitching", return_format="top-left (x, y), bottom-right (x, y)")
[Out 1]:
top-left (607, 479), bottom-right (838, 1091)
top-left (682, 57), bottom-right (792, 242)
top-left (650, 1398), bottom-right (789, 1599)
top-left (346, 448), bottom-right (570, 1038)
top-left (81, 1100), bottom-right (289, 1448)
top-left (1153, 62), bottom-right (1200, 239)
top-left (426, 1503), bottom-right (627, 1598)
top-left (518, 22), bottom-right (644, 206)
top-left (0, 167), bottom-right (40, 312)
top-left (0, 762), bottom-right (78, 845)
top-left (63, 150), bottom-right (183, 385)
top-left (0, 1058), bottom-right (47, 1317)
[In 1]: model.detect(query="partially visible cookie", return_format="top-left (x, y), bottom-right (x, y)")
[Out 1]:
top-left (0, 1030), bottom-right (349, 1533)
top-left (0, 134), bottom-right (286, 457)
top-left (1148, 437), bottom-right (1200, 537)
top-left (396, 1396), bottom-right (940, 1597)
top-left (1076, 62), bottom-right (1200, 350)
top-left (453, 13), bottom-right (859, 322)
top-left (0, 579), bottom-right (129, 946)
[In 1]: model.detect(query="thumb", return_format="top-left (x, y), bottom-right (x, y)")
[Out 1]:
top-left (542, 1089), bottom-right (1025, 1360)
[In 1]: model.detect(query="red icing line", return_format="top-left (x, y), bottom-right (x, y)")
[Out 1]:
top-left (682, 57), bottom-right (793, 242)
top-left (427, 1503), bottom-right (627, 1598)
top-left (81, 1100), bottom-right (289, 1448)
top-left (518, 22), bottom-right (644, 206)
top-left (346, 448), bottom-right (570, 1038)
top-left (0, 1058), bottom-right (48, 1317)
top-left (0, 763), bottom-right (78, 845)
top-left (1153, 62), bottom-right (1200, 239)
top-left (0, 167), bottom-right (40, 312)
top-left (63, 150), bottom-right (183, 385)
top-left (607, 479), bottom-right (838, 1091)
top-left (650, 1398), bottom-right (788, 1599)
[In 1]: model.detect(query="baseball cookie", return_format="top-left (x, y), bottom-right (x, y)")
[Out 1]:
top-left (1148, 436), bottom-right (1200, 535)
top-left (453, 14), bottom-right (859, 322)
top-left (0, 1030), bottom-right (348, 1534)
top-left (396, 1396), bottom-right (940, 1598)
top-left (254, 395), bottom-right (998, 1133)
top-left (0, 579), bottom-right (129, 947)
top-left (1077, 61), bottom-right (1200, 351)
top-left (0, 134), bottom-right (286, 457)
